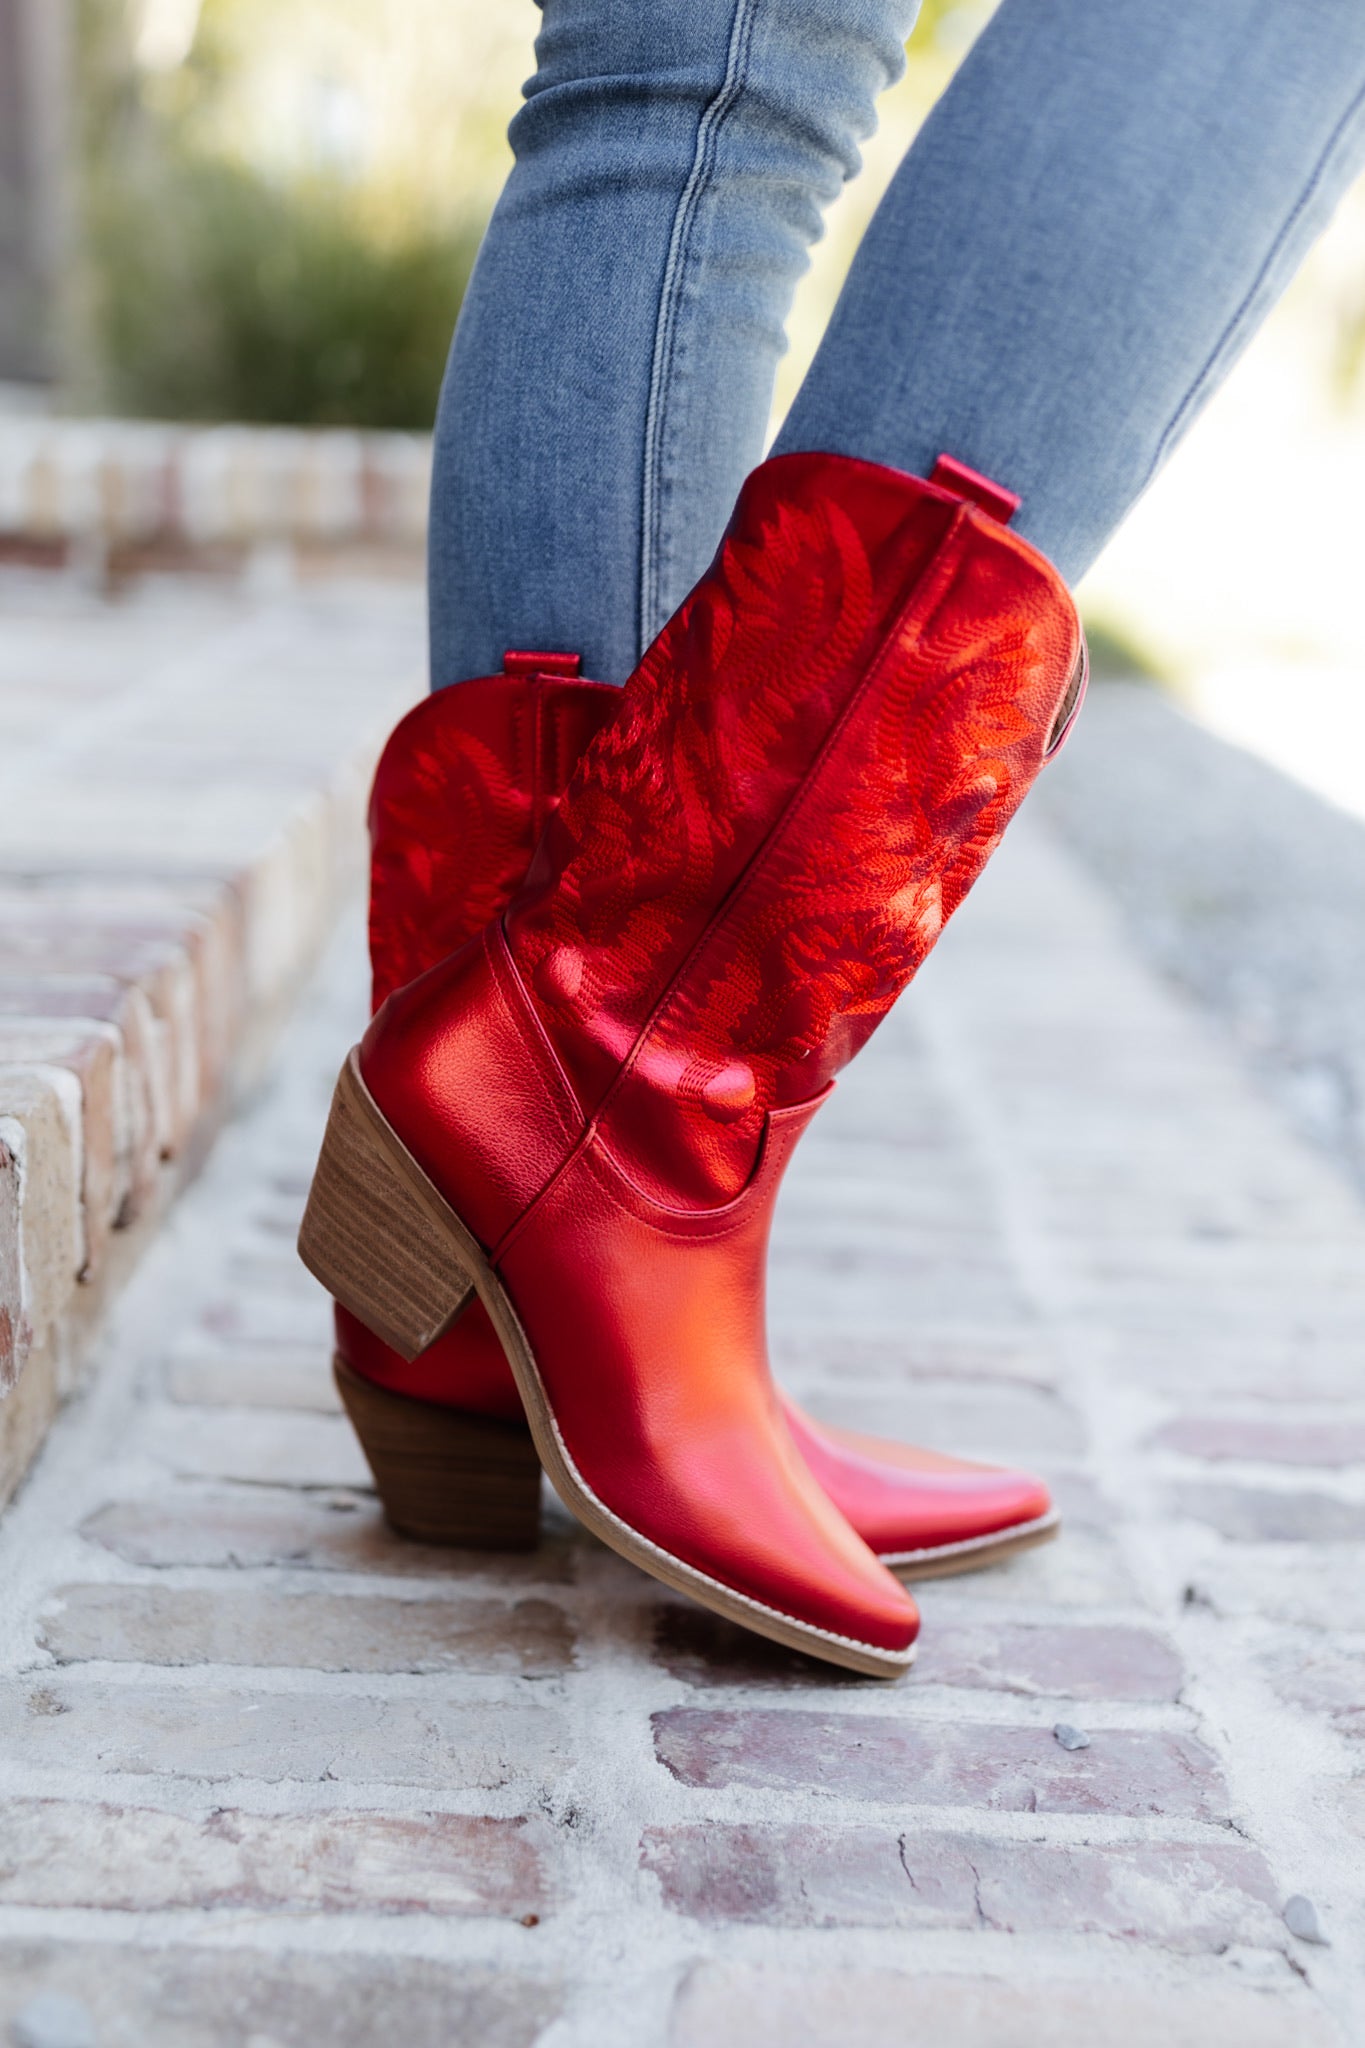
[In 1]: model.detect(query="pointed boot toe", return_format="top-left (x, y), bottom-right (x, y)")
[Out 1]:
top-left (783, 1405), bottom-right (1058, 1577)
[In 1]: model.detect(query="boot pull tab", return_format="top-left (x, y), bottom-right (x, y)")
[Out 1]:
top-left (503, 650), bottom-right (582, 679)
top-left (502, 652), bottom-right (586, 836)
top-left (930, 455), bottom-right (1020, 527)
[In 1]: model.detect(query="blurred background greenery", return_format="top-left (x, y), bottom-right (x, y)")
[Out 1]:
top-left (66, 0), bottom-right (986, 430)
top-left (71, 0), bottom-right (528, 425)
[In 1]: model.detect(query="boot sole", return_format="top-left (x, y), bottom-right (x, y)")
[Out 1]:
top-left (882, 1510), bottom-right (1060, 1579)
top-left (300, 1049), bottom-right (915, 1680)
top-left (334, 1354), bottom-right (1061, 1579)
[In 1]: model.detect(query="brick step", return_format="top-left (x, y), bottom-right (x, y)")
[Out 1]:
top-left (0, 578), bottom-right (422, 1505)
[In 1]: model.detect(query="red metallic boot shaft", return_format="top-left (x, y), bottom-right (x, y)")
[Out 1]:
top-left (504, 453), bottom-right (1082, 1206)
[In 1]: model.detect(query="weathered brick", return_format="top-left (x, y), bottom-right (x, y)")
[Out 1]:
top-left (795, 1378), bottom-right (1085, 1462)
top-left (915, 1525), bottom-right (1139, 1609)
top-left (81, 1484), bottom-right (575, 1581)
top-left (1170, 1481), bottom-right (1365, 1542)
top-left (142, 1404), bottom-right (370, 1488)
top-left (0, 1026), bottom-right (124, 1273)
top-left (770, 1285), bottom-right (1033, 1347)
top-left (918, 1829), bottom-right (1280, 1947)
top-left (1261, 1639), bottom-right (1365, 1739)
top-left (915, 1620), bottom-right (1183, 1701)
top-left (0, 1069), bottom-right (82, 1362)
top-left (39, 1583), bottom-right (575, 1676)
top-left (1199, 1548), bottom-right (1365, 1632)
top-left (0, 880), bottom-right (242, 1105)
top-left (0, 1119), bottom-right (26, 1384)
top-left (0, 1337), bottom-right (60, 1516)
top-left (163, 1342), bottom-right (341, 1411)
top-left (0, 975), bottom-right (166, 1203)
top-left (773, 1328), bottom-right (1064, 1389)
top-left (193, 1285), bottom-right (335, 1351)
top-left (0, 1942), bottom-right (557, 2048)
top-left (1091, 1290), bottom-right (1365, 1350)
top-left (0, 1798), bottom-right (551, 1917)
top-left (225, 1246), bottom-right (333, 1300)
top-left (652, 1709), bottom-right (1228, 1820)
top-left (671, 1964), bottom-right (1343, 2048)
top-left (650, 1605), bottom-right (866, 1691)
top-left (0, 1678), bottom-right (570, 1789)
top-left (653, 1607), bottom-right (1182, 1702)
top-left (1045, 1468), bottom-right (1115, 1527)
top-left (1116, 1329), bottom-right (1365, 1406)
top-left (643, 1823), bottom-right (1280, 1949)
top-left (1155, 1415), bottom-right (1365, 1467)
top-left (0, 909), bottom-right (203, 1148)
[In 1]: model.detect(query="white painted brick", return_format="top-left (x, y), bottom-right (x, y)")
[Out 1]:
top-left (672, 1968), bottom-right (1343, 2048)
top-left (38, 1582), bottom-right (576, 1677)
top-left (0, 980), bottom-right (164, 1212)
top-left (0, 1026), bottom-right (126, 1272)
top-left (0, 1942), bottom-right (560, 2048)
top-left (0, 1118), bottom-right (28, 1384)
top-left (1, 1678), bottom-right (572, 1789)
top-left (0, 1068), bottom-right (82, 1367)
top-left (0, 1796), bottom-right (554, 1917)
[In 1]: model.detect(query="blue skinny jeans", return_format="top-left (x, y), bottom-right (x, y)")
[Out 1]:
top-left (429, 0), bottom-right (1365, 687)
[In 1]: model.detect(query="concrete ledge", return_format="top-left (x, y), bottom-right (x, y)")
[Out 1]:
top-left (1039, 680), bottom-right (1365, 1191)
top-left (0, 579), bottom-right (422, 1507)
top-left (0, 418), bottom-right (431, 563)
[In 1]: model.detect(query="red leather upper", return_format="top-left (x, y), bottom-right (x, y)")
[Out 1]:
top-left (334, 1298), bottom-right (524, 1422)
top-left (356, 456), bottom-right (1079, 1651)
top-left (345, 647), bottom-right (1054, 1552)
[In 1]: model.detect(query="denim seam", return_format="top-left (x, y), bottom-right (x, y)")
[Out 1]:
top-left (638, 0), bottom-right (758, 657)
top-left (1148, 69), bottom-right (1365, 483)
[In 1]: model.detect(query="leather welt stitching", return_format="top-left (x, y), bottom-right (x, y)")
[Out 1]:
top-left (540, 1400), bottom-right (915, 1665)
top-left (878, 1509), bottom-right (1059, 1566)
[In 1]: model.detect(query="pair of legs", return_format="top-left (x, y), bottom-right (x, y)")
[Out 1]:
top-left (430, 0), bottom-right (1365, 688)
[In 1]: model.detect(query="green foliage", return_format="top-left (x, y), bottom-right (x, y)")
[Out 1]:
top-left (1078, 615), bottom-right (1167, 685)
top-left (75, 1), bottom-right (481, 428)
top-left (1333, 298), bottom-right (1365, 406)
top-left (87, 152), bottom-right (478, 427)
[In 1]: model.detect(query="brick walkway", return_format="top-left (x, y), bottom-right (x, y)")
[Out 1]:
top-left (0, 573), bottom-right (421, 1509)
top-left (1, 794), bottom-right (1362, 2045)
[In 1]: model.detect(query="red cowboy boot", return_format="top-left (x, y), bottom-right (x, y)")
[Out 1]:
top-left (301, 451), bottom-right (1084, 1674)
top-left (335, 649), bottom-right (1058, 1575)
